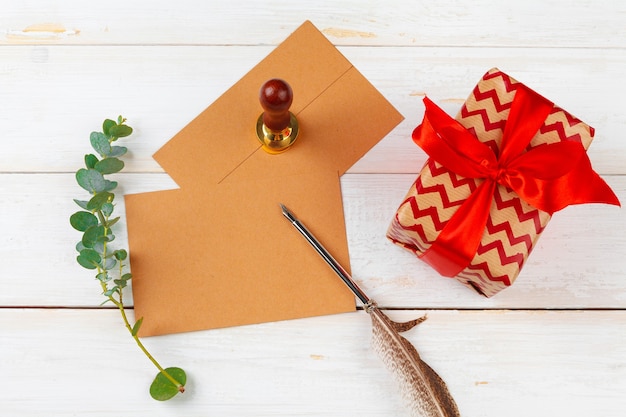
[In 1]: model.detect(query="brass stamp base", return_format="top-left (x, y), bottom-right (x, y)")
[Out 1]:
top-left (256, 112), bottom-right (299, 154)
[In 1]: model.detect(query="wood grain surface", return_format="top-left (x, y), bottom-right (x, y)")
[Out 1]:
top-left (1, 1), bottom-right (625, 416)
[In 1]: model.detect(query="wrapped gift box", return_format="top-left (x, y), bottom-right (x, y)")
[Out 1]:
top-left (387, 68), bottom-right (619, 297)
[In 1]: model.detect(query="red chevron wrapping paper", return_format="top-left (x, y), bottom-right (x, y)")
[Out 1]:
top-left (387, 67), bottom-right (610, 297)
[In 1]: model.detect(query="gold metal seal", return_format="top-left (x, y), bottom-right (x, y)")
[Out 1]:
top-left (256, 112), bottom-right (299, 154)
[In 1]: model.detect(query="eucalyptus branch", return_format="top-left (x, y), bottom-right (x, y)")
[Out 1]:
top-left (70, 116), bottom-right (186, 400)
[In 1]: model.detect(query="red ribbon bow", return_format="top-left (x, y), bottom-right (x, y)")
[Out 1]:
top-left (413, 85), bottom-right (620, 277)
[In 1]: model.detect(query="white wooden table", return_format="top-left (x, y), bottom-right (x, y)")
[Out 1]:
top-left (2, 1), bottom-right (625, 415)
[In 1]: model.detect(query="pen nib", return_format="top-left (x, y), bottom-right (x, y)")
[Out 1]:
top-left (280, 203), bottom-right (296, 222)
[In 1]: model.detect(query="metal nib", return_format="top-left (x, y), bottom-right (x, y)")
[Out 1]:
top-left (280, 203), bottom-right (296, 223)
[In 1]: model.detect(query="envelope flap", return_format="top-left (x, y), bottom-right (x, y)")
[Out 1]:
top-left (219, 66), bottom-right (404, 185)
top-left (153, 21), bottom-right (356, 189)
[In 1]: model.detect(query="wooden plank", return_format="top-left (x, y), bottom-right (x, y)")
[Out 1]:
top-left (2, 308), bottom-right (624, 416)
top-left (1, 0), bottom-right (625, 48)
top-left (0, 46), bottom-right (624, 175)
top-left (2, 173), bottom-right (624, 308)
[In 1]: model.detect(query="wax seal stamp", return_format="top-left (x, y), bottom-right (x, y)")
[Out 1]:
top-left (256, 78), bottom-right (299, 153)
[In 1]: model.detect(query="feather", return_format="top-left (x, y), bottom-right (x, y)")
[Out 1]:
top-left (281, 204), bottom-right (460, 417)
top-left (367, 304), bottom-right (460, 417)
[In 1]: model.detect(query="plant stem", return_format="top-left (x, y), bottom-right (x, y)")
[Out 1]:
top-left (115, 288), bottom-right (185, 393)
top-left (97, 280), bottom-right (185, 393)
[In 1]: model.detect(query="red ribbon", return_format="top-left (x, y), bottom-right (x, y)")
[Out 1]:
top-left (413, 85), bottom-right (620, 277)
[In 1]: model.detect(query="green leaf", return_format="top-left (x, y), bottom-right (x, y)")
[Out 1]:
top-left (150, 367), bottom-right (186, 401)
top-left (108, 146), bottom-right (127, 157)
top-left (97, 231), bottom-right (115, 243)
top-left (70, 211), bottom-right (98, 232)
top-left (113, 278), bottom-right (128, 288)
top-left (92, 240), bottom-right (105, 255)
top-left (109, 124), bottom-right (133, 139)
top-left (87, 192), bottom-right (114, 211)
top-left (114, 249), bottom-right (128, 261)
top-left (96, 272), bottom-right (110, 282)
top-left (84, 154), bottom-right (98, 169)
top-left (73, 199), bottom-right (90, 210)
top-left (90, 131), bottom-right (111, 157)
top-left (82, 225), bottom-right (104, 248)
top-left (131, 317), bottom-right (143, 336)
top-left (75, 241), bottom-right (86, 252)
top-left (103, 119), bottom-right (116, 138)
top-left (76, 168), bottom-right (106, 193)
top-left (101, 202), bottom-right (114, 217)
top-left (103, 287), bottom-right (118, 297)
top-left (121, 273), bottom-right (132, 281)
top-left (107, 217), bottom-right (120, 228)
top-left (76, 249), bottom-right (101, 270)
top-left (103, 180), bottom-right (118, 192)
top-left (101, 257), bottom-right (117, 270)
top-left (95, 158), bottom-right (124, 175)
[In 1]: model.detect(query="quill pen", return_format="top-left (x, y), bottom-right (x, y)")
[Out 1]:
top-left (281, 204), bottom-right (460, 417)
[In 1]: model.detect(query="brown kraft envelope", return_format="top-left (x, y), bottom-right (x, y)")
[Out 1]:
top-left (125, 21), bottom-right (403, 336)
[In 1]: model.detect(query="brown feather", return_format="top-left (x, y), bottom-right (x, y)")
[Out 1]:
top-left (369, 306), bottom-right (460, 417)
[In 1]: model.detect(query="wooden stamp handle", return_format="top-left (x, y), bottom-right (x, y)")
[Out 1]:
top-left (259, 79), bottom-right (293, 131)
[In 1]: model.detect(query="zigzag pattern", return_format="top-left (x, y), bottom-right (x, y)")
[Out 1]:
top-left (387, 213), bottom-right (429, 253)
top-left (428, 159), bottom-right (479, 191)
top-left (484, 216), bottom-right (533, 253)
top-left (416, 178), bottom-right (465, 211)
top-left (539, 120), bottom-right (583, 144)
top-left (460, 261), bottom-right (512, 286)
top-left (553, 105), bottom-right (585, 129)
top-left (483, 69), bottom-right (519, 93)
top-left (471, 85), bottom-right (513, 114)
top-left (460, 105), bottom-right (507, 132)
top-left (421, 160), bottom-right (479, 203)
top-left (492, 187), bottom-right (546, 235)
top-left (476, 239), bottom-right (525, 270)
top-left (401, 195), bottom-right (448, 233)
